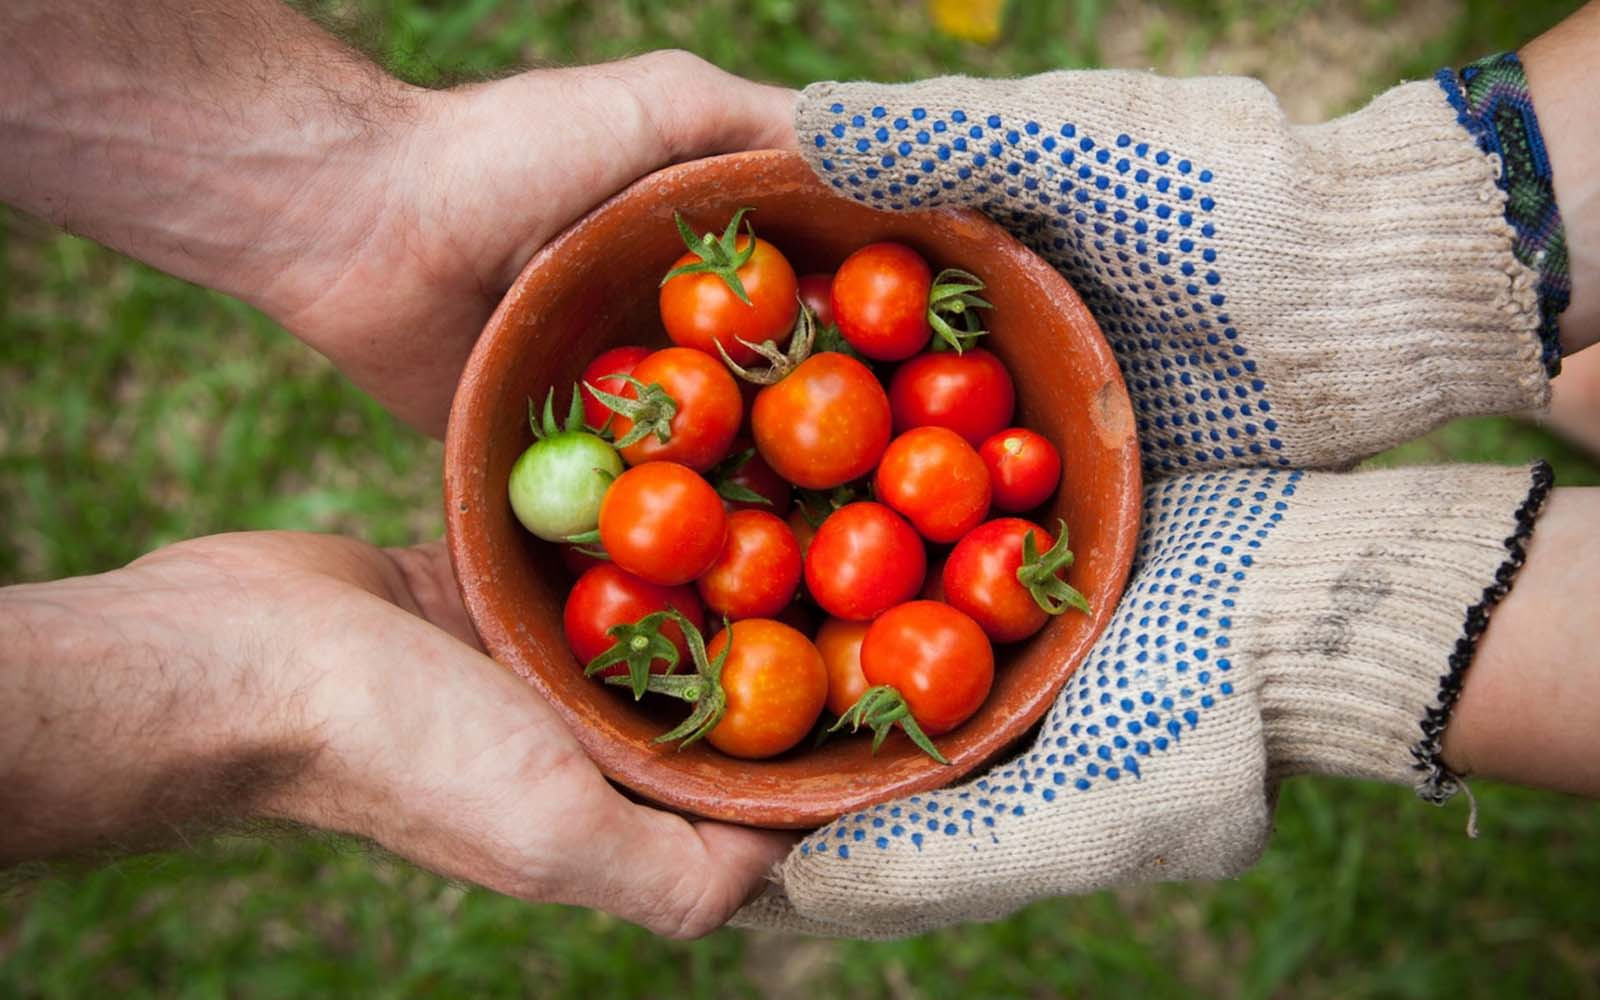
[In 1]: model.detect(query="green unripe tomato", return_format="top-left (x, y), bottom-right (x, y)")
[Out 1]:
top-left (508, 430), bottom-right (623, 541)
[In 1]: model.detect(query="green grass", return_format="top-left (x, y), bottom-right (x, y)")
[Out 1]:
top-left (2, 0), bottom-right (1594, 996)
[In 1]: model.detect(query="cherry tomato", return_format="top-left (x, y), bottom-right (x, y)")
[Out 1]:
top-left (874, 426), bottom-right (991, 544)
top-left (704, 619), bottom-right (827, 758)
top-left (831, 242), bottom-right (932, 361)
top-left (598, 462), bottom-right (726, 585)
top-left (943, 518), bottom-right (1059, 642)
top-left (606, 347), bottom-right (742, 472)
top-left (797, 272), bottom-right (835, 327)
top-left (804, 502), bottom-right (926, 621)
top-left (579, 345), bottom-right (650, 431)
top-left (861, 601), bottom-right (994, 736)
top-left (752, 353), bottom-right (891, 489)
top-left (660, 235), bottom-right (798, 366)
top-left (980, 428), bottom-right (1062, 513)
top-left (815, 618), bottom-right (871, 717)
top-left (714, 439), bottom-right (792, 513)
top-left (563, 564), bottom-right (705, 676)
top-left (696, 510), bottom-right (803, 620)
top-left (508, 425), bottom-right (622, 542)
top-left (888, 348), bottom-right (1016, 447)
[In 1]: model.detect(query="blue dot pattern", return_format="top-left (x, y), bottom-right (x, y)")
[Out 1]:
top-left (798, 467), bottom-right (1301, 861)
top-left (810, 100), bottom-right (1289, 474)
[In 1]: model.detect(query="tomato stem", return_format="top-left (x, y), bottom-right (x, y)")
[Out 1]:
top-left (1017, 519), bottom-right (1091, 616)
top-left (927, 268), bottom-right (994, 354)
top-left (830, 684), bottom-right (949, 764)
top-left (584, 610), bottom-right (683, 700)
top-left (661, 208), bottom-right (759, 306)
top-left (716, 296), bottom-right (817, 385)
top-left (583, 375), bottom-right (680, 449)
top-left (528, 384), bottom-right (589, 440)
top-left (602, 610), bottom-right (730, 750)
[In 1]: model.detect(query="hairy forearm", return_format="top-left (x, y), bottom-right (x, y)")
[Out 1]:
top-left (0, 0), bottom-right (416, 320)
top-left (1444, 486), bottom-right (1600, 797)
top-left (1523, 1), bottom-right (1600, 352)
top-left (0, 564), bottom-right (317, 864)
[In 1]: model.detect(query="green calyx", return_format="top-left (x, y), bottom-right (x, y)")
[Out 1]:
top-left (582, 375), bottom-right (679, 450)
top-left (661, 207), bottom-right (758, 305)
top-left (562, 527), bottom-right (609, 559)
top-left (830, 685), bottom-right (949, 764)
top-left (717, 295), bottom-right (818, 385)
top-left (602, 609), bottom-right (730, 750)
top-left (709, 448), bottom-right (771, 507)
top-left (528, 383), bottom-right (588, 440)
top-left (584, 610), bottom-right (682, 700)
top-left (927, 267), bottom-right (994, 353)
top-left (809, 309), bottom-right (861, 361)
top-left (794, 483), bottom-right (858, 528)
top-left (1017, 519), bottom-right (1091, 616)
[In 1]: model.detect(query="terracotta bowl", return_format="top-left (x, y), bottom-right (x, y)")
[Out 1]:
top-left (445, 150), bottom-right (1140, 829)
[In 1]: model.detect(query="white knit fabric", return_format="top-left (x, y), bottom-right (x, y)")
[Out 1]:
top-left (736, 464), bottom-right (1543, 937)
top-left (797, 73), bottom-right (1548, 474)
top-left (732, 71), bottom-right (1556, 938)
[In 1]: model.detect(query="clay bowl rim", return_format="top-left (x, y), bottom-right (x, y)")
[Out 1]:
top-left (444, 149), bottom-right (1142, 829)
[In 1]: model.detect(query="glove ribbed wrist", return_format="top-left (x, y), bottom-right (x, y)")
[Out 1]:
top-left (1249, 462), bottom-right (1552, 797)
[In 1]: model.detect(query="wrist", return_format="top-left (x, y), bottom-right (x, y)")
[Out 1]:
top-left (0, 560), bottom-right (320, 862)
top-left (0, 0), bottom-right (425, 331)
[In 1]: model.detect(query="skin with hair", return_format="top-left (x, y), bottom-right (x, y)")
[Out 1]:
top-left (0, 0), bottom-right (1597, 939)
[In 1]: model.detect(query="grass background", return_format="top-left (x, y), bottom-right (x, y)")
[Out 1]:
top-left (3, 0), bottom-right (1597, 996)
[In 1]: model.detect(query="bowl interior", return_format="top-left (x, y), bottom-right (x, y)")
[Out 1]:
top-left (445, 150), bottom-right (1140, 829)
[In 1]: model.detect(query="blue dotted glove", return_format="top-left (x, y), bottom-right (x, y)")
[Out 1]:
top-left (733, 67), bottom-right (1560, 937)
top-left (798, 69), bottom-right (1554, 476)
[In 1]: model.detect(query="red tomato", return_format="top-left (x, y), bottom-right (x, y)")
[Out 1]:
top-left (660, 236), bottom-right (798, 366)
top-left (797, 272), bottom-right (835, 327)
top-left (563, 564), bottom-right (705, 675)
top-left (804, 502), bottom-right (926, 621)
top-left (696, 510), bottom-right (803, 620)
top-left (888, 348), bottom-right (1016, 447)
top-left (598, 462), bottom-right (726, 585)
top-left (579, 345), bottom-right (650, 431)
top-left (980, 428), bottom-right (1062, 513)
top-left (874, 426), bottom-right (992, 543)
top-left (831, 242), bottom-right (932, 361)
top-left (943, 518), bottom-right (1059, 642)
top-left (861, 601), bottom-right (994, 736)
top-left (815, 618), bottom-right (871, 717)
top-left (752, 353), bottom-right (891, 489)
top-left (606, 347), bottom-right (742, 472)
top-left (704, 619), bottom-right (828, 758)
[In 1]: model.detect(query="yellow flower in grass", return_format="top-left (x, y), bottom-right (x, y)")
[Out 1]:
top-left (929, 0), bottom-right (1007, 44)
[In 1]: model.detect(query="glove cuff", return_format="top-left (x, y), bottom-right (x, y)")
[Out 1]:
top-left (1252, 462), bottom-right (1553, 798)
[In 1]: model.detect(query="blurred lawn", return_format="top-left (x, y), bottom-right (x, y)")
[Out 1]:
top-left (2, 1), bottom-right (1596, 997)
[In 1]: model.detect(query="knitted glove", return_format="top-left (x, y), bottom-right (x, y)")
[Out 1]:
top-left (736, 461), bottom-right (1551, 937)
top-left (733, 56), bottom-right (1569, 937)
top-left (797, 56), bottom-right (1569, 475)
